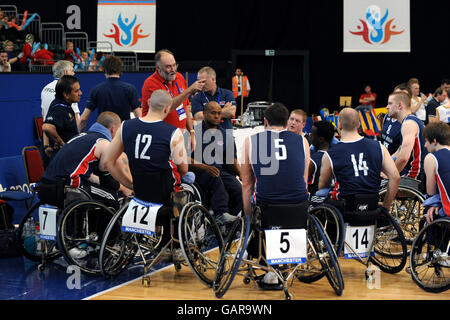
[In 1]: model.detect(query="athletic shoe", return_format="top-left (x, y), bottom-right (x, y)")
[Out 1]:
top-left (69, 247), bottom-right (88, 259)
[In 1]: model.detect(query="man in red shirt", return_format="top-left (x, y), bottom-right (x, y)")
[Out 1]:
top-left (359, 84), bottom-right (377, 107)
top-left (141, 49), bottom-right (205, 149)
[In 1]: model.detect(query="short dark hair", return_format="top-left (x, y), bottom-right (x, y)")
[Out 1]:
top-left (55, 75), bottom-right (79, 100)
top-left (102, 55), bottom-right (122, 76)
top-left (423, 122), bottom-right (450, 146)
top-left (441, 78), bottom-right (450, 85)
top-left (433, 87), bottom-right (444, 96)
top-left (264, 103), bottom-right (289, 127)
top-left (312, 120), bottom-right (335, 144)
top-left (393, 82), bottom-right (412, 97)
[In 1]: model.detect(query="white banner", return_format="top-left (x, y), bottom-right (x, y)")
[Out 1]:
top-left (97, 0), bottom-right (156, 52)
top-left (343, 0), bottom-right (410, 52)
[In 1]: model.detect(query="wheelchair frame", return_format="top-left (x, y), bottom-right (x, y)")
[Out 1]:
top-left (98, 187), bottom-right (224, 288)
top-left (409, 217), bottom-right (449, 293)
top-left (379, 177), bottom-right (426, 244)
top-left (213, 209), bottom-right (344, 300)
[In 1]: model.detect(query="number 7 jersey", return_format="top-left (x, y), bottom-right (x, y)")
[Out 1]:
top-left (325, 137), bottom-right (383, 198)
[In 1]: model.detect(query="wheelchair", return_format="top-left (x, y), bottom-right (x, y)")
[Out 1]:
top-left (379, 177), bottom-right (426, 243)
top-left (303, 193), bottom-right (408, 283)
top-left (409, 216), bottom-right (449, 293)
top-left (18, 185), bottom-right (119, 275)
top-left (212, 202), bottom-right (344, 300)
top-left (98, 183), bottom-right (224, 288)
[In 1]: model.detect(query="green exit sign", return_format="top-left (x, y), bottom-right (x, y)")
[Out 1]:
top-left (265, 50), bottom-right (275, 56)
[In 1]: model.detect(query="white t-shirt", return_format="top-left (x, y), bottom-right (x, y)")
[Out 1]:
top-left (41, 79), bottom-right (80, 119)
top-left (411, 97), bottom-right (426, 121)
top-left (436, 105), bottom-right (450, 123)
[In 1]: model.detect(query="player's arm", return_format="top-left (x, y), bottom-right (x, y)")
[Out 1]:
top-left (380, 144), bottom-right (400, 210)
top-left (100, 127), bottom-right (134, 190)
top-left (171, 128), bottom-right (188, 177)
top-left (79, 108), bottom-right (92, 132)
top-left (318, 153), bottom-right (333, 190)
top-left (424, 153), bottom-right (439, 223)
top-left (240, 136), bottom-right (255, 217)
top-left (303, 136), bottom-right (310, 185)
top-left (394, 120), bottom-right (417, 173)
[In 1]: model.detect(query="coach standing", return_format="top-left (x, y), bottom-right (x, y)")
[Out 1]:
top-left (79, 55), bottom-right (142, 131)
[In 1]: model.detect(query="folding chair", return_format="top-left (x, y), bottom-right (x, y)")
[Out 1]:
top-left (22, 146), bottom-right (44, 206)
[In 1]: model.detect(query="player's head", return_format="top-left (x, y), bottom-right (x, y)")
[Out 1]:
top-left (423, 122), bottom-right (450, 152)
top-left (338, 107), bottom-right (360, 132)
top-left (387, 91), bottom-right (411, 119)
top-left (97, 111), bottom-right (121, 138)
top-left (287, 109), bottom-right (307, 135)
top-left (263, 103), bottom-right (289, 128)
top-left (197, 66), bottom-right (217, 93)
top-left (149, 89), bottom-right (173, 116)
top-left (203, 101), bottom-right (222, 128)
top-left (311, 120), bottom-right (335, 149)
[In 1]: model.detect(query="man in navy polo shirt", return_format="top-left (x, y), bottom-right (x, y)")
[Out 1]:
top-left (79, 55), bottom-right (141, 131)
top-left (191, 66), bottom-right (236, 130)
top-left (190, 101), bottom-right (242, 225)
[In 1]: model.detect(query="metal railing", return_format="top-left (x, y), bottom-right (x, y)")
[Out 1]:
top-left (41, 22), bottom-right (65, 52)
top-left (65, 31), bottom-right (89, 52)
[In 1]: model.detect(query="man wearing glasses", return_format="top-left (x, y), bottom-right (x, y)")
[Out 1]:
top-left (141, 49), bottom-right (205, 150)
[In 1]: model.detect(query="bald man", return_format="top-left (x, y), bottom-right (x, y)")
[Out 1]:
top-left (319, 108), bottom-right (399, 211)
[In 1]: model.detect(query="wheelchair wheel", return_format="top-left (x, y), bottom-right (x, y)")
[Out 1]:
top-left (370, 208), bottom-right (407, 274)
top-left (178, 202), bottom-right (224, 287)
top-left (379, 185), bottom-right (425, 244)
top-left (409, 218), bottom-right (450, 293)
top-left (307, 214), bottom-right (344, 296)
top-left (17, 201), bottom-right (62, 263)
top-left (57, 200), bottom-right (116, 275)
top-left (213, 214), bottom-right (250, 298)
top-left (181, 182), bottom-right (204, 204)
top-left (99, 204), bottom-right (162, 277)
top-left (308, 203), bottom-right (345, 256)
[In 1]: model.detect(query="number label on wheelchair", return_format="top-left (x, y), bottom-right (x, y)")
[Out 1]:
top-left (344, 225), bottom-right (375, 259)
top-left (38, 205), bottom-right (58, 241)
top-left (264, 229), bottom-right (307, 265)
top-left (121, 198), bottom-right (161, 236)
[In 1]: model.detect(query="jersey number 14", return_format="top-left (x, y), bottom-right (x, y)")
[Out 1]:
top-left (351, 153), bottom-right (368, 177)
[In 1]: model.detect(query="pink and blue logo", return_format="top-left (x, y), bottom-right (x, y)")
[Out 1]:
top-left (349, 5), bottom-right (404, 45)
top-left (104, 13), bottom-right (149, 47)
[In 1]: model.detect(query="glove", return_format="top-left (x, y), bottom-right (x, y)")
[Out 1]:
top-left (182, 171), bottom-right (195, 184)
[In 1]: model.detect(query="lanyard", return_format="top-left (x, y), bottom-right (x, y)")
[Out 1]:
top-left (163, 82), bottom-right (181, 98)
top-left (202, 88), bottom-right (221, 104)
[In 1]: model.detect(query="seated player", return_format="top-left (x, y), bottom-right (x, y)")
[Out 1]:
top-left (190, 101), bottom-right (242, 225)
top-left (240, 102), bottom-right (310, 289)
top-left (318, 108), bottom-right (400, 214)
top-left (38, 111), bottom-right (132, 210)
top-left (308, 120), bottom-right (336, 196)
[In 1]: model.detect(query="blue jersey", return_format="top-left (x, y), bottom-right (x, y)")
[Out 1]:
top-left (250, 130), bottom-right (308, 204)
top-left (42, 131), bottom-right (106, 188)
top-left (431, 148), bottom-right (450, 216)
top-left (326, 137), bottom-right (383, 198)
top-left (121, 118), bottom-right (181, 197)
top-left (400, 115), bottom-right (427, 178)
top-left (308, 150), bottom-right (326, 194)
top-left (381, 114), bottom-right (402, 155)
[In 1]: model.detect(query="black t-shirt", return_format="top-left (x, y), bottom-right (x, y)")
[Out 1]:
top-left (44, 98), bottom-right (79, 148)
top-left (425, 98), bottom-right (440, 125)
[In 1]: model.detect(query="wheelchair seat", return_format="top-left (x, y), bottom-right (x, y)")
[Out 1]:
top-left (257, 200), bottom-right (309, 230)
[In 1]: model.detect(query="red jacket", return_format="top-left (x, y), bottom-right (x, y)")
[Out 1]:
top-left (32, 49), bottom-right (54, 65)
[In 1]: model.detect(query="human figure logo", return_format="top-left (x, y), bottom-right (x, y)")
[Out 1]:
top-left (104, 13), bottom-right (149, 47)
top-left (349, 5), bottom-right (404, 45)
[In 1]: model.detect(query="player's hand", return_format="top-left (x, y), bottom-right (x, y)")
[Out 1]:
top-left (204, 165), bottom-right (220, 177)
top-left (426, 206), bottom-right (440, 224)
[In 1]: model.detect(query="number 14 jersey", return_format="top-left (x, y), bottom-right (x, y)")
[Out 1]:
top-left (325, 137), bottom-right (383, 199)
